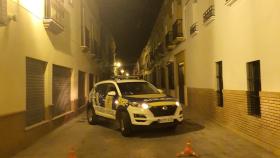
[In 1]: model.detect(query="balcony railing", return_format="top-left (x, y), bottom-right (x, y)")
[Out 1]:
top-left (190, 22), bottom-right (199, 36)
top-left (89, 39), bottom-right (97, 58)
top-left (172, 19), bottom-right (184, 42)
top-left (43, 0), bottom-right (64, 34)
top-left (203, 5), bottom-right (215, 24)
top-left (225, 0), bottom-right (238, 6)
top-left (155, 43), bottom-right (165, 58)
top-left (165, 31), bottom-right (175, 50)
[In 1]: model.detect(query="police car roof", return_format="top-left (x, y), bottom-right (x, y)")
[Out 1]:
top-left (96, 79), bottom-right (147, 84)
top-left (115, 79), bottom-right (146, 83)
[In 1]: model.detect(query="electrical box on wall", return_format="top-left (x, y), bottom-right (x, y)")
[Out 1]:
top-left (0, 0), bottom-right (8, 25)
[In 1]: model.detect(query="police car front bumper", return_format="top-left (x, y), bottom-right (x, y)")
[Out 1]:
top-left (127, 105), bottom-right (184, 126)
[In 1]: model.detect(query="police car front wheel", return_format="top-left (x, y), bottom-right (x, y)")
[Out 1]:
top-left (119, 112), bottom-right (133, 137)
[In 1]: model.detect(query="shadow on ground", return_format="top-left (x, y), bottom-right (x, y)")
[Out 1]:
top-left (133, 119), bottom-right (205, 138)
top-left (78, 114), bottom-right (205, 138)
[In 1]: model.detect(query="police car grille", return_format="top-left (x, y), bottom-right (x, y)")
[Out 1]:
top-left (149, 105), bottom-right (177, 117)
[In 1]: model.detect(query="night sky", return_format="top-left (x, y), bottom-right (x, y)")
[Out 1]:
top-left (95, 0), bottom-right (164, 70)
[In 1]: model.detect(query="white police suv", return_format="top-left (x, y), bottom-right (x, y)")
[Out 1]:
top-left (87, 79), bottom-right (184, 136)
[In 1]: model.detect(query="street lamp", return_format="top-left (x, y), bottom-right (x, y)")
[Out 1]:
top-left (113, 62), bottom-right (122, 76)
top-left (126, 73), bottom-right (129, 77)
top-left (115, 62), bottom-right (121, 68)
top-left (117, 62), bottom-right (121, 68)
top-left (120, 69), bottom-right (125, 74)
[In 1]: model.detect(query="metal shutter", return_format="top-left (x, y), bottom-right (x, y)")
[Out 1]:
top-left (78, 71), bottom-right (85, 107)
top-left (26, 58), bottom-right (46, 126)
top-left (53, 65), bottom-right (71, 116)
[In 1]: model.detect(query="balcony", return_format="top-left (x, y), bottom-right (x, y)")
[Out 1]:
top-left (165, 31), bottom-right (175, 50)
top-left (81, 27), bottom-right (90, 52)
top-left (43, 0), bottom-right (64, 34)
top-left (147, 51), bottom-right (156, 70)
top-left (190, 22), bottom-right (199, 37)
top-left (155, 42), bottom-right (165, 59)
top-left (203, 5), bottom-right (215, 25)
top-left (172, 19), bottom-right (185, 43)
top-left (89, 40), bottom-right (98, 58)
top-left (0, 0), bottom-right (7, 25)
top-left (225, 0), bottom-right (238, 6)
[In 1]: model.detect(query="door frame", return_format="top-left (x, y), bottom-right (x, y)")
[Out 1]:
top-left (175, 51), bottom-right (187, 106)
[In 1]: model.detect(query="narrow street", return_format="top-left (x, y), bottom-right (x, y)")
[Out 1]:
top-left (2, 0), bottom-right (280, 157)
top-left (13, 110), bottom-right (278, 158)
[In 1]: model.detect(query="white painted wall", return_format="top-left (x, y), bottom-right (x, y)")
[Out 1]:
top-left (0, 0), bottom-right (105, 116)
top-left (175, 0), bottom-right (280, 92)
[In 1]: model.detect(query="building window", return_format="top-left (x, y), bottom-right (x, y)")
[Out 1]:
top-left (44, 0), bottom-right (64, 33)
top-left (216, 61), bottom-right (223, 107)
top-left (168, 62), bottom-right (175, 90)
top-left (247, 60), bottom-right (261, 116)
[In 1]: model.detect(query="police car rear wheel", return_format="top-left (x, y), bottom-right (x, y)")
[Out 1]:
top-left (119, 112), bottom-right (132, 137)
top-left (87, 107), bottom-right (97, 125)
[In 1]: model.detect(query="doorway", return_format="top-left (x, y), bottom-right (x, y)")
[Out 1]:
top-left (178, 63), bottom-right (185, 104)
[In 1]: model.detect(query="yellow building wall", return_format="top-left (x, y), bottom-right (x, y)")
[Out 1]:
top-left (0, 0), bottom-right (101, 116)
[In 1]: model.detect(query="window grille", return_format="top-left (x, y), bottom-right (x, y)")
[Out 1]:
top-left (247, 60), bottom-right (261, 116)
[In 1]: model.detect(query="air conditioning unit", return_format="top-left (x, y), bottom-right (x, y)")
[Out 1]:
top-left (0, 0), bottom-right (7, 25)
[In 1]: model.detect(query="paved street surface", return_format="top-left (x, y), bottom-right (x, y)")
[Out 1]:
top-left (13, 111), bottom-right (278, 158)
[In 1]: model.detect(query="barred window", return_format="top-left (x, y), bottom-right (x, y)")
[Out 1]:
top-left (216, 61), bottom-right (223, 107)
top-left (247, 60), bottom-right (261, 116)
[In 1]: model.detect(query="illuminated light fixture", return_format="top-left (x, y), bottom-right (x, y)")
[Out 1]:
top-left (20, 0), bottom-right (45, 19)
top-left (120, 69), bottom-right (125, 74)
top-left (141, 103), bottom-right (149, 109)
top-left (114, 100), bottom-right (119, 105)
top-left (115, 62), bottom-right (121, 68)
top-left (176, 101), bottom-right (180, 107)
top-left (125, 73), bottom-right (129, 77)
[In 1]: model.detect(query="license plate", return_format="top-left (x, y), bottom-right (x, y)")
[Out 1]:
top-left (159, 118), bottom-right (173, 123)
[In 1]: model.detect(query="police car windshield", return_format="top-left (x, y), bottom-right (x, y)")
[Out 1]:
top-left (117, 82), bottom-right (160, 95)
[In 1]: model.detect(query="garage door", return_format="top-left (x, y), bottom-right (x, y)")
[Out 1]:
top-left (53, 65), bottom-right (71, 116)
top-left (78, 71), bottom-right (85, 107)
top-left (26, 58), bottom-right (47, 126)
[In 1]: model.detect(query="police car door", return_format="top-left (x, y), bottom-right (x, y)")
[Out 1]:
top-left (104, 83), bottom-right (117, 119)
top-left (93, 83), bottom-right (106, 115)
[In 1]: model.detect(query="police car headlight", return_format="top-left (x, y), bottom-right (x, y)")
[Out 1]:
top-left (129, 102), bottom-right (149, 109)
top-left (141, 103), bottom-right (149, 109)
top-left (176, 101), bottom-right (181, 107)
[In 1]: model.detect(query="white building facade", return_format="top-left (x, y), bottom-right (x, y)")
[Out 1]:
top-left (138, 0), bottom-right (280, 155)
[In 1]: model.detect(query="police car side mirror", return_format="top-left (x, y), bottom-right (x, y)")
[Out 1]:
top-left (157, 89), bottom-right (164, 94)
top-left (108, 91), bottom-right (116, 96)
